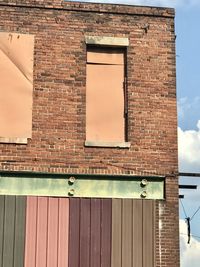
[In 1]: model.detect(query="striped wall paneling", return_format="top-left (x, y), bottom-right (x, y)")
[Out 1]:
top-left (0, 196), bottom-right (155, 267)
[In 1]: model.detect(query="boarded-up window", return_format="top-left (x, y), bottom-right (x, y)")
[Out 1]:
top-left (0, 32), bottom-right (34, 143)
top-left (86, 47), bottom-right (126, 143)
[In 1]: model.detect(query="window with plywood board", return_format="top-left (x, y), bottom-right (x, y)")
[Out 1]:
top-left (0, 32), bottom-right (34, 144)
top-left (85, 45), bottom-right (130, 148)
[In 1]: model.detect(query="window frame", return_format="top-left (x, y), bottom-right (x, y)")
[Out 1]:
top-left (84, 36), bottom-right (130, 148)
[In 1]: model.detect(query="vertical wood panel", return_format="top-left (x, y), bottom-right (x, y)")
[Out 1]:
top-left (80, 198), bottom-right (91, 267)
top-left (143, 200), bottom-right (155, 267)
top-left (68, 198), bottom-right (80, 267)
top-left (69, 198), bottom-right (112, 267)
top-left (24, 197), bottom-right (38, 267)
top-left (25, 196), bottom-right (70, 267)
top-left (0, 196), bottom-right (26, 267)
top-left (111, 199), bottom-right (122, 267)
top-left (36, 197), bottom-right (48, 267)
top-left (132, 200), bottom-right (143, 267)
top-left (111, 199), bottom-right (155, 267)
top-left (58, 198), bottom-right (69, 267)
top-left (101, 199), bottom-right (112, 267)
top-left (0, 196), bottom-right (5, 267)
top-left (14, 196), bottom-right (26, 267)
top-left (3, 196), bottom-right (16, 267)
top-left (122, 199), bottom-right (132, 267)
top-left (90, 199), bottom-right (101, 267)
top-left (47, 197), bottom-right (59, 267)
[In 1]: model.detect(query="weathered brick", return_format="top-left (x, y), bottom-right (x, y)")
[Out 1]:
top-left (0, 1), bottom-right (179, 266)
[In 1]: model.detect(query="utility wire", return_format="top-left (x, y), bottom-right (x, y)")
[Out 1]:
top-left (180, 199), bottom-right (188, 218)
top-left (191, 206), bottom-right (200, 221)
top-left (180, 199), bottom-right (191, 243)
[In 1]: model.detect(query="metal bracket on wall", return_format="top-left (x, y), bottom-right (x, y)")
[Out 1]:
top-left (0, 171), bottom-right (165, 199)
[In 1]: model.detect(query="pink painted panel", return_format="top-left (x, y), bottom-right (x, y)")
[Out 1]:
top-left (58, 198), bottom-right (69, 267)
top-left (25, 197), bottom-right (69, 267)
top-left (0, 32), bottom-right (34, 139)
top-left (47, 198), bottom-right (59, 267)
top-left (36, 197), bottom-right (48, 267)
top-left (24, 197), bottom-right (37, 267)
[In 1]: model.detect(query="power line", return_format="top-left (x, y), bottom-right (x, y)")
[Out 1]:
top-left (180, 199), bottom-right (188, 218)
top-left (191, 206), bottom-right (200, 221)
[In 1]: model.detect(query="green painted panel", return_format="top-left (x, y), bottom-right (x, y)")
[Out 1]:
top-left (0, 196), bottom-right (26, 267)
top-left (0, 196), bottom-right (5, 267)
top-left (71, 178), bottom-right (164, 199)
top-left (3, 196), bottom-right (15, 267)
top-left (0, 173), bottom-right (164, 199)
top-left (0, 177), bottom-right (68, 197)
top-left (14, 196), bottom-right (26, 267)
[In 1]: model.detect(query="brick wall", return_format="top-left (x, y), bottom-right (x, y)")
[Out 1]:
top-left (0, 1), bottom-right (179, 266)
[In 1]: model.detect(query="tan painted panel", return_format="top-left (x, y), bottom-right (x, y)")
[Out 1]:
top-left (122, 199), bottom-right (132, 267)
top-left (143, 200), bottom-right (155, 267)
top-left (86, 64), bottom-right (125, 142)
top-left (0, 32), bottom-right (34, 139)
top-left (87, 49), bottom-right (124, 65)
top-left (111, 199), bottom-right (155, 267)
top-left (132, 200), bottom-right (143, 267)
top-left (111, 199), bottom-right (122, 267)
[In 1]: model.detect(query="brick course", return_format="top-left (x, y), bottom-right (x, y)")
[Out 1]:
top-left (0, 1), bottom-right (179, 266)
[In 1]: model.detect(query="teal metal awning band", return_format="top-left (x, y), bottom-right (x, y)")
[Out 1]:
top-left (0, 171), bottom-right (165, 199)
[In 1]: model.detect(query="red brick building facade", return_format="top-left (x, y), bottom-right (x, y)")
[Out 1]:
top-left (0, 1), bottom-right (179, 267)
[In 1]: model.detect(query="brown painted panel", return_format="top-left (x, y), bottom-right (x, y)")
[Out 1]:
top-left (68, 198), bottom-right (80, 267)
top-left (111, 199), bottom-right (122, 267)
top-left (0, 32), bottom-right (34, 139)
top-left (101, 199), bottom-right (112, 267)
top-left (80, 198), bottom-right (91, 267)
top-left (143, 200), bottom-right (155, 267)
top-left (25, 196), bottom-right (70, 267)
top-left (132, 200), bottom-right (143, 267)
top-left (86, 64), bottom-right (125, 142)
top-left (69, 198), bottom-right (112, 267)
top-left (90, 199), bottom-right (101, 267)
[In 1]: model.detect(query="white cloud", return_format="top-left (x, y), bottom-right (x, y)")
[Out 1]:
top-left (178, 120), bottom-right (200, 172)
top-left (180, 219), bottom-right (200, 267)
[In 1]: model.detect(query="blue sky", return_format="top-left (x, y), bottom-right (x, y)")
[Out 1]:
top-left (70, 1), bottom-right (200, 266)
top-left (175, 3), bottom-right (200, 267)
